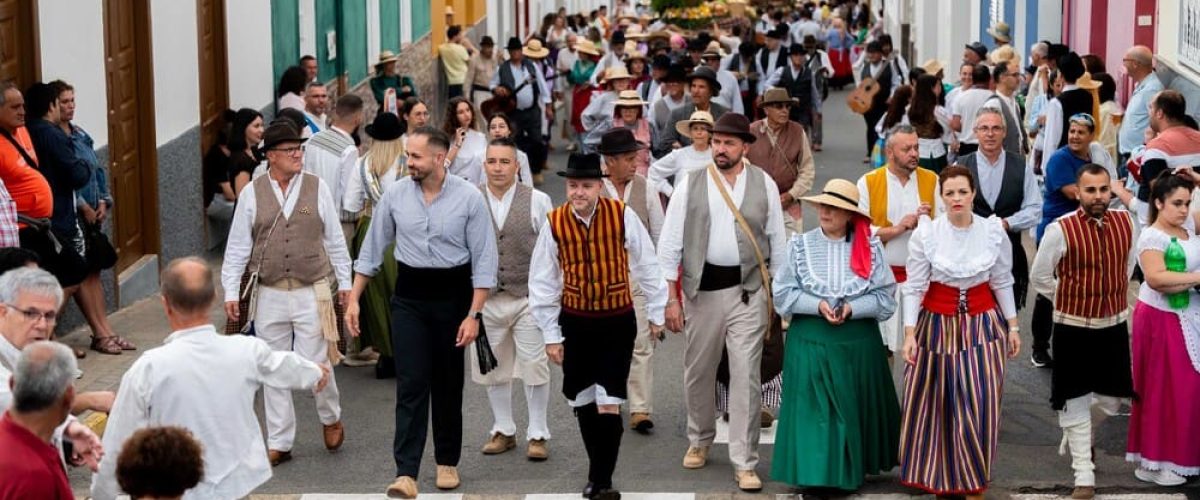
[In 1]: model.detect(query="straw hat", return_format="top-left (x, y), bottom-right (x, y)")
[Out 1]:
top-left (705, 40), bottom-right (727, 57)
top-left (576, 39), bottom-right (601, 56)
top-left (675, 110), bottom-right (715, 137)
top-left (760, 87), bottom-right (799, 107)
top-left (920, 59), bottom-right (944, 76)
top-left (524, 38), bottom-right (550, 59)
top-left (601, 65), bottom-right (633, 84)
top-left (1076, 71), bottom-right (1103, 90)
top-left (625, 50), bottom-right (649, 63)
top-left (988, 22), bottom-right (1012, 43)
top-left (989, 45), bottom-right (1017, 66)
top-left (800, 179), bottom-right (870, 217)
top-left (614, 89), bottom-right (647, 108)
top-left (375, 50), bottom-right (399, 66)
top-left (444, 6), bottom-right (455, 15)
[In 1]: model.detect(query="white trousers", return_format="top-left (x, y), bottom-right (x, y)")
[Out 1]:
top-left (626, 289), bottom-right (655, 414)
top-left (256, 285), bottom-right (342, 451)
top-left (1059, 394), bottom-right (1124, 487)
top-left (473, 293), bottom-right (551, 440)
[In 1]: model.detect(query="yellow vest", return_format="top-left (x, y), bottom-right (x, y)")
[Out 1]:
top-left (864, 166), bottom-right (938, 227)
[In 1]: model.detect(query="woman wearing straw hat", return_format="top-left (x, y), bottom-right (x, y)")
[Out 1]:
top-left (647, 110), bottom-right (715, 196)
top-left (609, 90), bottom-right (654, 175)
top-left (568, 40), bottom-right (604, 150)
top-left (770, 178), bottom-right (900, 491)
top-left (370, 50), bottom-right (417, 116)
top-left (342, 112), bottom-right (408, 379)
top-left (582, 66), bottom-right (634, 153)
top-left (625, 50), bottom-right (650, 89)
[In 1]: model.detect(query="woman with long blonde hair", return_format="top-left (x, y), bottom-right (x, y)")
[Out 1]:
top-left (343, 112), bottom-right (408, 378)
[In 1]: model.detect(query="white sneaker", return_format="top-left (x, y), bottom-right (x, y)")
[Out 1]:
top-left (1134, 467), bottom-right (1187, 486)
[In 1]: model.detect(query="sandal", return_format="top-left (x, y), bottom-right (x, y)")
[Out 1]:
top-left (112, 335), bottom-right (137, 350)
top-left (90, 336), bottom-right (123, 355)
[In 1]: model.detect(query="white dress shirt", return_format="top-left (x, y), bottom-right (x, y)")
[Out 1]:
top-left (658, 164), bottom-right (788, 281)
top-left (1037, 84), bottom-right (1079, 172)
top-left (0, 334), bottom-right (16, 412)
top-left (528, 204), bottom-right (667, 344)
top-left (714, 69), bottom-right (744, 115)
top-left (952, 88), bottom-right (996, 144)
top-left (278, 93), bottom-right (305, 113)
top-left (448, 130), bottom-right (489, 185)
top-left (484, 183), bottom-right (553, 230)
top-left (973, 151), bottom-right (1044, 231)
top-left (489, 60), bottom-right (551, 110)
top-left (648, 146), bottom-right (713, 196)
top-left (221, 172), bottom-right (353, 302)
top-left (603, 177), bottom-right (665, 244)
top-left (91, 325), bottom-right (323, 500)
top-left (302, 126), bottom-right (358, 219)
top-left (901, 214), bottom-right (1018, 327)
top-left (1029, 211), bottom-right (1140, 328)
top-left (301, 111), bottom-right (326, 138)
top-left (856, 168), bottom-right (946, 266)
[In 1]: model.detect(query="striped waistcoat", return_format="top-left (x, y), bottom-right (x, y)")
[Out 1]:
top-left (1054, 209), bottom-right (1134, 318)
top-left (548, 198), bottom-right (633, 313)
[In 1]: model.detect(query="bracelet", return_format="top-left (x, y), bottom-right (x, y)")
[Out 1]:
top-left (1008, 325), bottom-right (1021, 332)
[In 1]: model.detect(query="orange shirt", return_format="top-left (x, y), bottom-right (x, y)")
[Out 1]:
top-left (0, 127), bottom-right (53, 218)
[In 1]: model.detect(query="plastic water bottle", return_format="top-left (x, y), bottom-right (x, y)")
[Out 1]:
top-left (1165, 237), bottom-right (1189, 309)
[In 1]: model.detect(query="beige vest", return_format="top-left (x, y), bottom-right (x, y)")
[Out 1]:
top-left (681, 164), bottom-right (770, 299)
top-left (481, 184), bottom-right (538, 297)
top-left (603, 175), bottom-right (650, 235)
top-left (249, 173), bottom-right (333, 286)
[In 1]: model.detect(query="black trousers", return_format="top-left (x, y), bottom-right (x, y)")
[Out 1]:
top-left (511, 105), bottom-right (546, 173)
top-left (864, 108), bottom-right (885, 155)
top-left (448, 84), bottom-right (464, 99)
top-left (1050, 322), bottom-right (1134, 410)
top-left (1032, 294), bottom-right (1054, 352)
top-left (389, 295), bottom-right (469, 477)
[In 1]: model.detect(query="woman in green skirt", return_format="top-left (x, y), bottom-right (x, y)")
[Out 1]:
top-left (770, 179), bottom-right (901, 491)
top-left (343, 112), bottom-right (407, 378)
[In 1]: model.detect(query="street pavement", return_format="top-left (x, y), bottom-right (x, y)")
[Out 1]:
top-left (64, 88), bottom-right (1195, 498)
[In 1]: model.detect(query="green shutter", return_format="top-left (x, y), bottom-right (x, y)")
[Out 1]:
top-left (315, 0), bottom-right (338, 82)
top-left (340, 0), bottom-right (368, 84)
top-left (411, 0), bottom-right (430, 40)
top-left (380, 0), bottom-right (400, 52)
top-left (271, 0), bottom-right (300, 91)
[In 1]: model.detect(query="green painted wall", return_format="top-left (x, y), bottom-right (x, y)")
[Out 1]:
top-left (340, 0), bottom-right (368, 83)
top-left (411, 0), bottom-right (430, 40)
top-left (315, 0), bottom-right (338, 82)
top-left (270, 0), bottom-right (300, 91)
top-left (380, 0), bottom-right (400, 52)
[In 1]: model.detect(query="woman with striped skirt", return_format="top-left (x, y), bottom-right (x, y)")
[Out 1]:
top-left (898, 166), bottom-right (1022, 498)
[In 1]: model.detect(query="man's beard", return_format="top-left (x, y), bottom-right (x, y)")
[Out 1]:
top-left (1086, 202), bottom-right (1108, 218)
top-left (715, 154), bottom-right (740, 170)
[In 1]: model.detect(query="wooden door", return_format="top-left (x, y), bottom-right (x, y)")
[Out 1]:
top-left (0, 0), bottom-right (38, 89)
top-left (197, 0), bottom-right (228, 156)
top-left (104, 0), bottom-right (159, 271)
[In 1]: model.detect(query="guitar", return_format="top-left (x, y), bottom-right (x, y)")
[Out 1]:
top-left (846, 76), bottom-right (879, 115)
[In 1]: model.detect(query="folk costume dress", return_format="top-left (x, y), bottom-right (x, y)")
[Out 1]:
top-left (770, 228), bottom-right (900, 490)
top-left (899, 214), bottom-right (1017, 495)
top-left (343, 153), bottom-right (405, 359)
top-left (1127, 225), bottom-right (1200, 476)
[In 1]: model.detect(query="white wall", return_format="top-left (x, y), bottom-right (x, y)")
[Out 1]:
top-left (226, 0), bottom-right (275, 110)
top-left (150, 0), bottom-right (200, 146)
top-left (36, 0), bottom-right (109, 147)
top-left (913, 0), bottom-right (973, 74)
top-left (300, 0), bottom-right (317, 61)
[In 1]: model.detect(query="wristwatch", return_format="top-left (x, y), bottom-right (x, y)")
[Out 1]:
top-left (470, 310), bottom-right (483, 321)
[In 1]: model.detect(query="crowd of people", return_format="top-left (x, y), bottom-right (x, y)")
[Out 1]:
top-left (1, 0), bottom-right (1199, 499)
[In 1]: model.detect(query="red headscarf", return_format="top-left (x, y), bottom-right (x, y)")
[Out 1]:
top-left (849, 214), bottom-right (873, 279)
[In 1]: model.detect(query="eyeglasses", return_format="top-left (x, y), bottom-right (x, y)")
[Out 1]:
top-left (5, 304), bottom-right (57, 325)
top-left (271, 145), bottom-right (305, 156)
top-left (974, 125), bottom-right (1005, 134)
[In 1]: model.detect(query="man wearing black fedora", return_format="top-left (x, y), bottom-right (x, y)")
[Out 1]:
top-left (221, 120), bottom-right (353, 467)
top-left (655, 66), bottom-right (729, 155)
top-left (658, 113), bottom-right (787, 492)
top-left (597, 128), bottom-right (665, 434)
top-left (490, 37), bottom-right (552, 184)
top-left (529, 153), bottom-right (667, 499)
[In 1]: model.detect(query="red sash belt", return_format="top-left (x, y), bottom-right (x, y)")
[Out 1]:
top-left (922, 282), bottom-right (995, 316)
top-left (890, 265), bottom-right (907, 283)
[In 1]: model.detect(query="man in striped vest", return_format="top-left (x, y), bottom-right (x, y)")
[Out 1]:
top-left (1029, 164), bottom-right (1137, 500)
top-left (658, 113), bottom-right (788, 492)
top-left (855, 124), bottom-right (942, 354)
top-left (597, 128), bottom-right (665, 434)
top-left (529, 153), bottom-right (666, 500)
top-left (473, 138), bottom-right (555, 461)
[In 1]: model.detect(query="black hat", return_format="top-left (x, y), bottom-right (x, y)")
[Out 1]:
top-left (687, 66), bottom-right (722, 92)
top-left (557, 153), bottom-right (608, 178)
top-left (965, 41), bottom-right (988, 60)
top-left (597, 128), bottom-right (647, 155)
top-left (506, 37), bottom-right (523, 51)
top-left (365, 112), bottom-right (404, 141)
top-left (480, 36), bottom-right (495, 47)
top-left (738, 41), bottom-right (759, 57)
top-left (262, 121), bottom-right (304, 150)
top-left (611, 30), bottom-right (626, 44)
top-left (767, 25), bottom-right (788, 40)
top-left (784, 44), bottom-right (807, 57)
top-left (710, 113), bottom-right (756, 143)
top-left (651, 54), bottom-right (672, 70)
top-left (663, 63), bottom-right (688, 83)
top-left (802, 34), bottom-right (818, 49)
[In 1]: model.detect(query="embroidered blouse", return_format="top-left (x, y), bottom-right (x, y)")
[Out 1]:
top-left (773, 228), bottom-right (897, 320)
top-left (901, 214), bottom-right (1017, 327)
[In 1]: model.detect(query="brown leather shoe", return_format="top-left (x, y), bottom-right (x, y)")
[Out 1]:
top-left (267, 449), bottom-right (292, 466)
top-left (760, 410), bottom-right (775, 428)
top-left (481, 432), bottom-right (516, 454)
top-left (323, 421), bottom-right (345, 451)
top-left (435, 465), bottom-right (460, 489)
top-left (735, 469), bottom-right (763, 491)
top-left (385, 475), bottom-right (418, 499)
top-left (527, 438), bottom-right (549, 461)
top-left (629, 412), bottom-right (654, 433)
top-left (1071, 486), bottom-right (1096, 499)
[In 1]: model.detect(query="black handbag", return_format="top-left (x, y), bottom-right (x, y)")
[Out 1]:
top-left (83, 222), bottom-right (117, 270)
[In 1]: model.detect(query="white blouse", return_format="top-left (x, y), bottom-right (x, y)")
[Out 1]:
top-left (647, 145), bottom-right (714, 196)
top-left (1137, 225), bottom-right (1200, 374)
top-left (448, 129), bottom-right (489, 185)
top-left (343, 153), bottom-right (404, 214)
top-left (901, 214), bottom-right (1017, 327)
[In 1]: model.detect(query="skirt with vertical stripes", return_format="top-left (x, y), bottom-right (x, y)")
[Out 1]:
top-left (898, 306), bottom-right (1009, 495)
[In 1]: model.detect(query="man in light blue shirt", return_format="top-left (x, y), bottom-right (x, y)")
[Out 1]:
top-left (1118, 46), bottom-right (1162, 170)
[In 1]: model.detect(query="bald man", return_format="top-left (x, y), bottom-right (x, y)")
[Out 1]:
top-left (93, 257), bottom-right (330, 500)
top-left (1118, 46), bottom-right (1162, 168)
